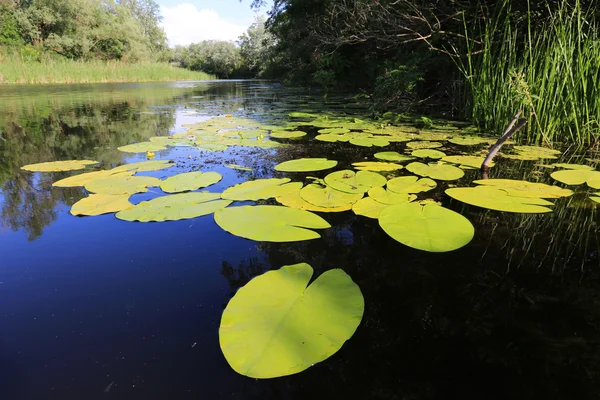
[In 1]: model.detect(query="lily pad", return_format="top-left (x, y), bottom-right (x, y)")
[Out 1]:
top-left (300, 184), bottom-right (363, 208)
top-left (387, 176), bottom-right (437, 194)
top-left (551, 169), bottom-right (600, 189)
top-left (116, 192), bottom-right (230, 222)
top-left (551, 163), bottom-right (594, 170)
top-left (472, 179), bottom-right (573, 198)
top-left (379, 203), bottom-right (475, 252)
top-left (445, 186), bottom-right (554, 213)
top-left (214, 205), bottom-right (331, 242)
top-left (318, 128), bottom-right (350, 134)
top-left (324, 170), bottom-right (387, 194)
top-left (349, 137), bottom-right (389, 147)
top-left (227, 164), bottom-right (253, 171)
top-left (197, 143), bottom-right (229, 152)
top-left (315, 134), bottom-right (349, 143)
top-left (441, 155), bottom-right (490, 169)
top-left (276, 189), bottom-right (352, 212)
top-left (352, 162), bottom-right (403, 172)
top-left (117, 142), bottom-right (167, 153)
top-left (111, 160), bottom-right (175, 173)
top-left (219, 263), bottom-right (363, 378)
top-left (448, 136), bottom-right (490, 146)
top-left (21, 160), bottom-right (98, 172)
top-left (53, 170), bottom-right (120, 187)
top-left (160, 171), bottom-right (222, 193)
top-left (275, 158), bottom-right (338, 172)
top-left (70, 194), bottom-right (133, 216)
top-left (367, 187), bottom-right (417, 205)
top-left (406, 141), bottom-right (442, 149)
top-left (406, 162), bottom-right (464, 181)
top-left (411, 149), bottom-right (446, 159)
top-left (85, 173), bottom-right (161, 195)
top-left (352, 197), bottom-right (390, 219)
top-left (270, 131), bottom-right (307, 139)
top-left (222, 179), bottom-right (301, 201)
top-left (591, 193), bottom-right (600, 203)
top-left (374, 152), bottom-right (414, 162)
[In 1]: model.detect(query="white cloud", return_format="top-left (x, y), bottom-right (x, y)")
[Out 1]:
top-left (160, 3), bottom-right (249, 47)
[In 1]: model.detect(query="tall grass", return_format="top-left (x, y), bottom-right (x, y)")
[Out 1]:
top-left (0, 54), bottom-right (215, 84)
top-left (453, 0), bottom-right (600, 145)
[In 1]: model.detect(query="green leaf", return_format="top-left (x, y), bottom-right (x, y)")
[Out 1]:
top-left (406, 141), bottom-right (442, 149)
top-left (70, 194), bottom-right (133, 216)
top-left (387, 176), bottom-right (436, 194)
top-left (219, 263), bottom-right (364, 378)
top-left (379, 203), bottom-right (475, 252)
top-left (317, 128), bottom-right (350, 134)
top-left (21, 160), bottom-right (98, 172)
top-left (447, 136), bottom-right (490, 146)
top-left (324, 170), bottom-right (387, 194)
top-left (110, 160), bottom-right (175, 173)
top-left (373, 152), bottom-right (414, 162)
top-left (352, 197), bottom-right (390, 219)
top-left (276, 189), bottom-right (352, 212)
top-left (160, 172), bottom-right (222, 193)
top-left (221, 179), bottom-right (301, 201)
top-left (270, 131), bottom-right (307, 139)
top-left (551, 163), bottom-right (595, 170)
top-left (274, 158), bottom-right (338, 172)
top-left (300, 184), bottom-right (363, 208)
top-left (85, 173), bottom-right (161, 195)
top-left (53, 170), bottom-right (121, 187)
top-left (352, 162), bottom-right (403, 171)
top-left (551, 169), bottom-right (600, 189)
top-left (226, 164), bottom-right (253, 171)
top-left (196, 143), bottom-right (229, 151)
top-left (367, 187), bottom-right (416, 205)
top-left (411, 149), bottom-right (446, 159)
top-left (406, 162), bottom-right (464, 181)
top-left (445, 186), bottom-right (554, 213)
top-left (116, 192), bottom-right (230, 222)
top-left (349, 137), bottom-right (389, 147)
top-left (214, 205), bottom-right (331, 242)
top-left (117, 142), bottom-right (167, 153)
top-left (441, 155), bottom-right (491, 169)
top-left (315, 134), bottom-right (349, 143)
top-left (472, 179), bottom-right (573, 198)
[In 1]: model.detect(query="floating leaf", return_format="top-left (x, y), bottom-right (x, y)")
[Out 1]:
top-left (513, 145), bottom-right (561, 156)
top-left (315, 134), bottom-right (349, 143)
top-left (552, 163), bottom-right (595, 170)
top-left (219, 263), bottom-right (363, 378)
top-left (222, 179), bottom-right (301, 201)
top-left (352, 162), bottom-right (403, 172)
top-left (441, 155), bottom-right (490, 169)
top-left (110, 160), bottom-right (174, 173)
top-left (160, 171), bottom-right (222, 193)
top-left (551, 169), bottom-right (600, 189)
top-left (446, 186), bottom-right (554, 213)
top-left (276, 189), bottom-right (351, 212)
top-left (53, 170), bottom-right (119, 187)
top-left (300, 184), bottom-right (363, 208)
top-left (367, 187), bottom-right (416, 205)
top-left (349, 137), bottom-right (389, 147)
top-left (324, 170), bottom-right (387, 194)
top-left (289, 112), bottom-right (319, 119)
top-left (270, 131), bottom-right (307, 139)
top-left (275, 158), bottom-right (338, 172)
top-left (406, 141), bottom-right (442, 149)
top-left (591, 193), bottom-right (600, 203)
top-left (116, 192), bottom-right (230, 222)
top-left (22, 160), bottom-right (98, 172)
top-left (448, 136), bottom-right (490, 146)
top-left (374, 152), bottom-right (414, 162)
top-left (406, 162), bottom-right (464, 181)
top-left (70, 194), bottom-right (133, 216)
top-left (117, 142), bottom-right (167, 153)
top-left (472, 179), bottom-right (573, 198)
top-left (85, 173), bottom-right (161, 195)
top-left (197, 143), bottom-right (229, 151)
top-left (214, 205), bottom-right (331, 242)
top-left (227, 164), bottom-right (253, 171)
top-left (352, 197), bottom-right (390, 219)
top-left (411, 149), bottom-right (446, 159)
top-left (379, 203), bottom-right (475, 252)
top-left (504, 145), bottom-right (561, 160)
top-left (387, 176), bottom-right (436, 194)
top-left (318, 128), bottom-right (350, 134)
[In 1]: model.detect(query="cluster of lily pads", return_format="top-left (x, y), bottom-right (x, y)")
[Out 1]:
top-left (20, 111), bottom-right (600, 380)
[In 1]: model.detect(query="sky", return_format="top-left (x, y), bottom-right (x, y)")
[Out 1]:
top-left (157, 0), bottom-right (274, 47)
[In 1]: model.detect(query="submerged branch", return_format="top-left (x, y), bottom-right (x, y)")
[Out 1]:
top-left (481, 111), bottom-right (527, 179)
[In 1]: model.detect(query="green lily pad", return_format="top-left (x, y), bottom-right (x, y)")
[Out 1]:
top-left (379, 203), bottom-right (475, 252)
top-left (591, 193), bottom-right (600, 203)
top-left (214, 205), bottom-right (331, 242)
top-left (274, 158), bottom-right (338, 172)
top-left (270, 131), bottom-right (307, 139)
top-left (276, 189), bottom-right (352, 212)
top-left (406, 162), bottom-right (464, 181)
top-left (219, 263), bottom-right (363, 378)
top-left (85, 173), bottom-right (161, 195)
top-left (513, 145), bottom-right (561, 156)
top-left (551, 169), bottom-right (600, 189)
top-left (472, 179), bottom-right (573, 198)
top-left (352, 162), bottom-right (403, 172)
top-left (315, 134), bottom-right (349, 143)
top-left (448, 136), bottom-right (490, 146)
top-left (117, 142), bottom-right (167, 153)
top-left (406, 141), bottom-right (442, 149)
top-left (317, 128), bottom-right (350, 134)
top-left (367, 187), bottom-right (417, 205)
top-left (324, 170), bottom-right (387, 194)
top-left (445, 186), bottom-right (554, 213)
top-left (53, 170), bottom-right (121, 187)
top-left (374, 152), bottom-right (414, 162)
top-left (111, 160), bottom-right (175, 173)
top-left (116, 192), bottom-right (230, 222)
top-left (411, 149), bottom-right (446, 159)
top-left (441, 155), bottom-right (490, 169)
top-left (22, 160), bottom-right (98, 172)
top-left (70, 194), bottom-right (133, 216)
top-left (387, 176), bottom-right (436, 194)
top-left (349, 137), bottom-right (389, 147)
top-left (352, 197), bottom-right (390, 219)
top-left (227, 164), bottom-right (253, 171)
top-left (300, 184), bottom-right (363, 208)
top-left (197, 143), bottom-right (229, 151)
top-left (160, 171), bottom-right (222, 193)
top-left (289, 112), bottom-right (319, 119)
top-left (551, 163), bottom-right (594, 170)
top-left (222, 179), bottom-right (301, 201)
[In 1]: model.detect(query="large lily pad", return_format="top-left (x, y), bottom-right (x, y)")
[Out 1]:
top-left (214, 205), bottom-right (331, 242)
top-left (85, 173), bottom-right (161, 195)
top-left (349, 136), bottom-right (389, 147)
top-left (379, 203), bottom-right (475, 252)
top-left (374, 152), bottom-right (414, 162)
top-left (551, 163), bottom-right (595, 170)
top-left (53, 170), bottom-right (119, 187)
top-left (318, 128), bottom-right (350, 134)
top-left (22, 160), bottom-right (98, 172)
top-left (270, 131), bottom-right (307, 139)
top-left (406, 141), bottom-right (442, 149)
top-left (70, 194), bottom-right (133, 216)
top-left (387, 176), bottom-right (436, 194)
top-left (117, 142), bottom-right (167, 153)
top-left (448, 136), bottom-right (490, 146)
top-left (274, 158), bottom-right (338, 172)
top-left (276, 189), bottom-right (352, 212)
top-left (367, 187), bottom-right (417, 205)
top-left (411, 149), bottom-right (446, 159)
top-left (441, 155), bottom-right (490, 169)
top-left (116, 192), bottom-right (230, 222)
top-left (160, 171), bottom-right (222, 193)
top-left (352, 197), bottom-right (390, 219)
top-left (352, 162), bottom-right (403, 172)
top-left (300, 184), bottom-right (363, 208)
top-left (324, 170), bottom-right (387, 194)
top-left (111, 160), bottom-right (175, 173)
top-left (406, 162), bottom-right (464, 181)
top-left (221, 178), bottom-right (299, 201)
top-left (219, 263), bottom-right (363, 378)
top-left (445, 186), bottom-right (554, 213)
top-left (551, 169), bottom-right (600, 189)
top-left (472, 179), bottom-right (573, 198)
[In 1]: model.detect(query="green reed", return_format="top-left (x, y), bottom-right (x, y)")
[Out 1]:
top-left (453, 0), bottom-right (600, 145)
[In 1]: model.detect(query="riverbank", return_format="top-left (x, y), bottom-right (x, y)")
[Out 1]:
top-left (0, 59), bottom-right (215, 84)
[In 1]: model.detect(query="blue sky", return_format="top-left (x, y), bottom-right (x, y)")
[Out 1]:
top-left (157, 0), bottom-right (274, 46)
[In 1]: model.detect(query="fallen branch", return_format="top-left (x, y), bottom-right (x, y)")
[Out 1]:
top-left (481, 111), bottom-right (528, 178)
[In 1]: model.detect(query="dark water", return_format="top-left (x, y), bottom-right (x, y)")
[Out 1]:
top-left (0, 81), bottom-right (599, 400)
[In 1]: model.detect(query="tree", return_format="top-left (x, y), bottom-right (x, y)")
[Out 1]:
top-left (237, 16), bottom-right (275, 77)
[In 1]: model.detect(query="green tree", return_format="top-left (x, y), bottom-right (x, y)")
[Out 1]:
top-left (237, 16), bottom-right (275, 77)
